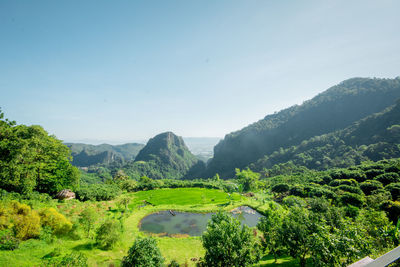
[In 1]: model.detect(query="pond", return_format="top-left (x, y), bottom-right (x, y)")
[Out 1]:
top-left (139, 206), bottom-right (263, 237)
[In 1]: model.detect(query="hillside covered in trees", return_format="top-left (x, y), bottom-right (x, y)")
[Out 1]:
top-left (118, 132), bottom-right (205, 180)
top-left (65, 143), bottom-right (145, 167)
top-left (205, 77), bottom-right (400, 178)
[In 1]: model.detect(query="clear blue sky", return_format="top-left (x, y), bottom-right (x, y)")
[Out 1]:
top-left (1, 0), bottom-right (399, 144)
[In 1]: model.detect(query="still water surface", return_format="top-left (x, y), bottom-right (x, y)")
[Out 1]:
top-left (139, 206), bottom-right (263, 236)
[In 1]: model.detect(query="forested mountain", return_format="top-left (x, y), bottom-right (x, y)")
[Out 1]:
top-left (249, 101), bottom-right (400, 173)
top-left (205, 77), bottom-right (400, 178)
top-left (120, 132), bottom-right (205, 179)
top-left (65, 143), bottom-right (144, 167)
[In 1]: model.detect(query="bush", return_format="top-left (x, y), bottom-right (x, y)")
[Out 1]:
top-left (0, 230), bottom-right (19, 250)
top-left (79, 207), bottom-right (98, 238)
top-left (385, 183), bottom-right (400, 201)
top-left (96, 219), bottom-right (121, 250)
top-left (122, 237), bottom-right (164, 267)
top-left (329, 170), bottom-right (366, 182)
top-left (283, 196), bottom-right (307, 208)
top-left (336, 185), bottom-right (363, 195)
top-left (308, 186), bottom-right (336, 199)
top-left (39, 208), bottom-right (72, 236)
top-left (76, 184), bottom-right (121, 201)
top-left (45, 251), bottom-right (88, 267)
top-left (39, 226), bottom-right (56, 243)
top-left (119, 180), bottom-right (138, 192)
top-left (271, 183), bottom-right (290, 193)
top-left (202, 212), bottom-right (261, 266)
top-left (340, 192), bottom-right (365, 208)
top-left (382, 201), bottom-right (400, 222)
top-left (343, 205), bottom-right (360, 218)
top-left (289, 185), bottom-right (307, 197)
top-left (360, 180), bottom-right (383, 195)
top-left (11, 203), bottom-right (41, 240)
top-left (375, 172), bottom-right (400, 186)
top-left (329, 179), bottom-right (358, 187)
top-left (365, 169), bottom-right (385, 179)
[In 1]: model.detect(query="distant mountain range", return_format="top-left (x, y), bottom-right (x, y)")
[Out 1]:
top-left (67, 77), bottom-right (400, 180)
top-left (65, 137), bottom-right (220, 167)
top-left (65, 143), bottom-right (145, 167)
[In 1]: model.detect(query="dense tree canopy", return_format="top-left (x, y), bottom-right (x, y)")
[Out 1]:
top-left (0, 109), bottom-right (79, 195)
top-left (202, 212), bottom-right (261, 266)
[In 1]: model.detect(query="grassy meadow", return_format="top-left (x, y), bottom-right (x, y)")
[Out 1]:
top-left (0, 188), bottom-right (273, 267)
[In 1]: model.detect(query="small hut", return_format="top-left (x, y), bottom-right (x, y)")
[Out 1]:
top-left (56, 189), bottom-right (76, 200)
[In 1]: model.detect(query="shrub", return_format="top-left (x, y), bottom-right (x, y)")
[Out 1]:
top-left (360, 180), bottom-right (383, 195)
top-left (12, 204), bottom-right (41, 240)
top-left (340, 192), bottom-right (365, 208)
top-left (119, 180), bottom-right (138, 192)
top-left (385, 183), bottom-right (400, 201)
top-left (0, 230), bottom-right (19, 250)
top-left (308, 186), bottom-right (336, 199)
top-left (121, 237), bottom-right (164, 267)
top-left (59, 252), bottom-right (88, 266)
top-left (375, 172), bottom-right (400, 186)
top-left (76, 184), bottom-right (121, 201)
top-left (329, 179), bottom-right (358, 187)
top-left (39, 226), bottom-right (55, 243)
top-left (283, 196), bottom-right (307, 208)
top-left (381, 201), bottom-right (400, 222)
top-left (336, 185), bottom-right (363, 195)
top-left (329, 170), bottom-right (366, 182)
top-left (366, 189), bottom-right (392, 209)
top-left (79, 207), bottom-right (98, 238)
top-left (365, 169), bottom-right (385, 179)
top-left (343, 205), bottom-right (359, 218)
top-left (95, 219), bottom-right (121, 250)
top-left (289, 185), bottom-right (306, 197)
top-left (45, 251), bottom-right (88, 267)
top-left (39, 208), bottom-right (72, 236)
top-left (271, 183), bottom-right (290, 193)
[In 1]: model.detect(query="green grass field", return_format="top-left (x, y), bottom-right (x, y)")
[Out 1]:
top-left (0, 188), bottom-right (259, 267)
top-left (131, 187), bottom-right (242, 206)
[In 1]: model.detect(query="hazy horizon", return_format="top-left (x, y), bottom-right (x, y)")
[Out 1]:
top-left (1, 0), bottom-right (400, 141)
top-left (63, 136), bottom-right (222, 146)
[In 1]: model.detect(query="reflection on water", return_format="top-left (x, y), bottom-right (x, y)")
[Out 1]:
top-left (139, 206), bottom-right (263, 236)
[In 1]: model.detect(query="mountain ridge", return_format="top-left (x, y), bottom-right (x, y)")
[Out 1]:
top-left (205, 77), bottom-right (400, 178)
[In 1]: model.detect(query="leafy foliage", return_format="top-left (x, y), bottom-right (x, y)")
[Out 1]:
top-left (75, 183), bottom-right (121, 201)
top-left (121, 237), bottom-right (164, 267)
top-left (202, 212), bottom-right (261, 267)
top-left (0, 110), bottom-right (79, 195)
top-left (78, 207), bottom-right (98, 238)
top-left (95, 219), bottom-right (121, 250)
top-left (39, 208), bottom-right (72, 236)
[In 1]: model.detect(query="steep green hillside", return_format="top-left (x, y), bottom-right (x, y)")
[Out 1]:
top-left (250, 101), bottom-right (400, 173)
top-left (121, 132), bottom-right (205, 179)
top-left (65, 143), bottom-right (144, 167)
top-left (206, 77), bottom-right (400, 178)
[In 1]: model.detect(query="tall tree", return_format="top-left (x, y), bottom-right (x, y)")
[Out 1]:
top-left (202, 211), bottom-right (261, 267)
top-left (0, 109), bottom-right (79, 195)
